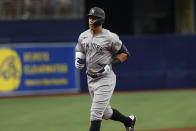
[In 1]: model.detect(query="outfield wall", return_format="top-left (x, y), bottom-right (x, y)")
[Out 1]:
top-left (113, 35), bottom-right (196, 91)
top-left (0, 20), bottom-right (196, 95)
top-left (0, 19), bottom-right (85, 43)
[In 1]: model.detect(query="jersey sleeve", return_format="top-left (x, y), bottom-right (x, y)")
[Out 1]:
top-left (110, 33), bottom-right (122, 54)
top-left (75, 34), bottom-right (85, 53)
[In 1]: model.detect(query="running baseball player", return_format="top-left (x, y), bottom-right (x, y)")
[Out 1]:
top-left (75, 7), bottom-right (136, 131)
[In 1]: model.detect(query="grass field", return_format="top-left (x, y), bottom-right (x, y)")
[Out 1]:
top-left (0, 89), bottom-right (196, 131)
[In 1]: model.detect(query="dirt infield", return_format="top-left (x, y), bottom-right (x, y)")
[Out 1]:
top-left (138, 127), bottom-right (196, 131)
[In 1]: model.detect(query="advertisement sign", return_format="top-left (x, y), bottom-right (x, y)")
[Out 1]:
top-left (0, 43), bottom-right (79, 96)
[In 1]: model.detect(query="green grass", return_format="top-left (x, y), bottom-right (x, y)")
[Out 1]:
top-left (0, 90), bottom-right (196, 131)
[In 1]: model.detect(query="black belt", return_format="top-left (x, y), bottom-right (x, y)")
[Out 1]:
top-left (87, 72), bottom-right (98, 78)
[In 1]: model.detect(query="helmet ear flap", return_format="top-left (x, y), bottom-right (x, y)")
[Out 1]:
top-left (100, 18), bottom-right (105, 23)
top-left (93, 18), bottom-right (104, 27)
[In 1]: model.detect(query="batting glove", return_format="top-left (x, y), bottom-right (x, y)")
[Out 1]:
top-left (75, 58), bottom-right (85, 69)
top-left (96, 64), bottom-right (111, 76)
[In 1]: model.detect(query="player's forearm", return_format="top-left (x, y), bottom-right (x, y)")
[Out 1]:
top-left (111, 53), bottom-right (128, 68)
top-left (117, 53), bottom-right (128, 63)
top-left (113, 44), bottom-right (130, 64)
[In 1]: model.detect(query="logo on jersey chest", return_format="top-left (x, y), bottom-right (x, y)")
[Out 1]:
top-left (82, 42), bottom-right (103, 53)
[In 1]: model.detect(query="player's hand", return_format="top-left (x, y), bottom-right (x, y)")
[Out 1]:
top-left (96, 64), bottom-right (111, 76)
top-left (75, 58), bottom-right (85, 69)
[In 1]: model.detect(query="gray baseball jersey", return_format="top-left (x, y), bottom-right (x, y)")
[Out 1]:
top-left (75, 28), bottom-right (122, 73)
top-left (75, 28), bottom-right (122, 121)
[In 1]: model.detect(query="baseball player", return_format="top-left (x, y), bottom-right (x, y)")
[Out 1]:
top-left (75, 7), bottom-right (136, 131)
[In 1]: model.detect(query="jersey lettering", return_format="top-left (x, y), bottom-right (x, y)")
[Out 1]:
top-left (81, 42), bottom-right (103, 54)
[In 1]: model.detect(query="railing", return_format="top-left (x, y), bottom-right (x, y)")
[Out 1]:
top-left (0, 0), bottom-right (84, 20)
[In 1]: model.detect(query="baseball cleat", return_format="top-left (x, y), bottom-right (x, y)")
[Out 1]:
top-left (126, 115), bottom-right (136, 131)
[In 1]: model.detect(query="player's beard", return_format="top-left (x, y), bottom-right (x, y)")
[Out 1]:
top-left (89, 24), bottom-right (96, 31)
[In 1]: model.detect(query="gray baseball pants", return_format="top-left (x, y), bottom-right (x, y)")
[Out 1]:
top-left (87, 71), bottom-right (116, 121)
